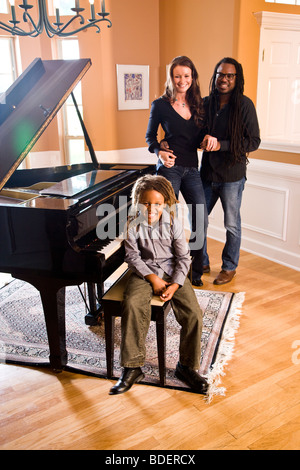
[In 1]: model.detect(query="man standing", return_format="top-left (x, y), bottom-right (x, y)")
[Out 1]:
top-left (200, 57), bottom-right (260, 285)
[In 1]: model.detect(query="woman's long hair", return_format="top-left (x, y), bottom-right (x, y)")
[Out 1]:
top-left (163, 55), bottom-right (205, 128)
top-left (207, 57), bottom-right (250, 164)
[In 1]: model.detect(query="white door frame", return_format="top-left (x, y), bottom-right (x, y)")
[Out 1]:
top-left (254, 11), bottom-right (300, 153)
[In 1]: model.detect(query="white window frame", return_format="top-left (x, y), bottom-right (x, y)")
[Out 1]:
top-left (56, 38), bottom-right (85, 165)
top-left (0, 0), bottom-right (9, 14)
top-left (49, 0), bottom-right (73, 16)
top-left (0, 36), bottom-right (18, 93)
top-left (265, 0), bottom-right (300, 5)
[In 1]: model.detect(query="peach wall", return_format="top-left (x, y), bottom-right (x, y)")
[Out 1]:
top-left (1, 0), bottom-right (299, 165)
top-left (159, 0), bottom-right (238, 97)
top-left (79, 0), bottom-right (160, 151)
top-left (0, 0), bottom-right (160, 156)
top-left (158, 0), bottom-right (300, 165)
top-left (96, 0), bottom-right (160, 150)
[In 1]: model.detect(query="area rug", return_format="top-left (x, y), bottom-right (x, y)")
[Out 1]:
top-left (0, 278), bottom-right (244, 402)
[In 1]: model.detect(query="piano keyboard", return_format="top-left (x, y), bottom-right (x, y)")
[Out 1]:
top-left (98, 236), bottom-right (124, 260)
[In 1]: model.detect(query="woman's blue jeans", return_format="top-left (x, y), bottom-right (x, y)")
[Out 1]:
top-left (202, 177), bottom-right (245, 271)
top-left (157, 163), bottom-right (208, 278)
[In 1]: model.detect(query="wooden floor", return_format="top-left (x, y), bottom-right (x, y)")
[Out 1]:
top-left (1, 239), bottom-right (300, 451)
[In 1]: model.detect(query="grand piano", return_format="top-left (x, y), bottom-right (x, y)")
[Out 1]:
top-left (0, 57), bottom-right (154, 372)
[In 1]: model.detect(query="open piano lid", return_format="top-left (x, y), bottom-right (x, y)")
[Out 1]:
top-left (0, 57), bottom-right (91, 192)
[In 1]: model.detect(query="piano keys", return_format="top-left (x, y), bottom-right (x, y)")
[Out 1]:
top-left (0, 58), bottom-right (154, 371)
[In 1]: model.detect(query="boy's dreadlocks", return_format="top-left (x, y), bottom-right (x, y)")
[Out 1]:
top-left (130, 174), bottom-right (178, 221)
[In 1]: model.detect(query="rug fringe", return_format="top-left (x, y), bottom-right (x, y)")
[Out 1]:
top-left (205, 292), bottom-right (245, 404)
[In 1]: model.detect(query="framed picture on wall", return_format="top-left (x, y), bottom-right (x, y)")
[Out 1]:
top-left (116, 64), bottom-right (149, 110)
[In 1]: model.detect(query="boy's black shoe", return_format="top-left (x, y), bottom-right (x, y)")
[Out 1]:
top-left (109, 367), bottom-right (144, 395)
top-left (175, 362), bottom-right (208, 394)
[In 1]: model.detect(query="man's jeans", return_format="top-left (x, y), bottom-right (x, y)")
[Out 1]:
top-left (202, 177), bottom-right (245, 271)
top-left (157, 164), bottom-right (208, 277)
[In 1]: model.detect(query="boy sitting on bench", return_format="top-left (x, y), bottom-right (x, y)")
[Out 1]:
top-left (109, 175), bottom-right (208, 395)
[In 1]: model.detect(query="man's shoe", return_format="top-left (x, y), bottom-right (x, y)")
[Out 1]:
top-left (203, 265), bottom-right (210, 273)
top-left (109, 367), bottom-right (144, 395)
top-left (192, 277), bottom-right (203, 287)
top-left (175, 362), bottom-right (208, 394)
top-left (213, 270), bottom-right (236, 285)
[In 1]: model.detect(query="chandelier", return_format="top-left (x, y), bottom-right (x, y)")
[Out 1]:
top-left (1, 0), bottom-right (112, 38)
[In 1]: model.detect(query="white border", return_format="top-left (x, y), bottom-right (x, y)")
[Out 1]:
top-left (116, 64), bottom-right (149, 110)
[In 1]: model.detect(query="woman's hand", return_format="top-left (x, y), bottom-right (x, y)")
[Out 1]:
top-left (200, 135), bottom-right (220, 151)
top-left (159, 140), bottom-right (176, 168)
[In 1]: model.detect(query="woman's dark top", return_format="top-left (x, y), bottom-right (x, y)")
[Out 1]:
top-left (146, 97), bottom-right (205, 168)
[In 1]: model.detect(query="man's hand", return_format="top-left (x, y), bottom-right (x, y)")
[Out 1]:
top-left (159, 140), bottom-right (176, 168)
top-left (200, 135), bottom-right (220, 151)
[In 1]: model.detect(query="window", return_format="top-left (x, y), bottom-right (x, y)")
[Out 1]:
top-left (50, 1), bottom-right (73, 15)
top-left (0, 37), bottom-right (17, 94)
top-left (55, 1), bottom-right (73, 15)
top-left (1, 1), bottom-right (73, 16)
top-left (57, 38), bottom-right (85, 164)
top-left (0, 0), bottom-right (8, 13)
top-left (265, 0), bottom-right (300, 4)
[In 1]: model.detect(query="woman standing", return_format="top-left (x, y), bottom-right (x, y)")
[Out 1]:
top-left (146, 56), bottom-right (216, 286)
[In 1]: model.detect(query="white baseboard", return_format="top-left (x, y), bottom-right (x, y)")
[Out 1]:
top-left (207, 158), bottom-right (300, 271)
top-left (207, 226), bottom-right (300, 271)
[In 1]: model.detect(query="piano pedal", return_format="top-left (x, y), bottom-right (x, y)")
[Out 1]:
top-left (84, 306), bottom-right (103, 326)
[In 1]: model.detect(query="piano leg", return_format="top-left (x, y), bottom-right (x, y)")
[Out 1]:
top-left (85, 282), bottom-right (104, 326)
top-left (11, 273), bottom-right (68, 372)
top-left (39, 285), bottom-right (68, 371)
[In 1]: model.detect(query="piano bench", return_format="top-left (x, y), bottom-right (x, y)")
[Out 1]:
top-left (102, 269), bottom-right (171, 387)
